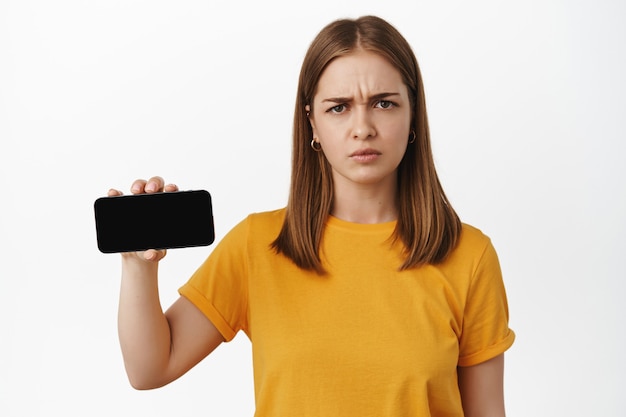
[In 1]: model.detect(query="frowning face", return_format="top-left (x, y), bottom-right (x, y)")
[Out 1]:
top-left (308, 50), bottom-right (412, 193)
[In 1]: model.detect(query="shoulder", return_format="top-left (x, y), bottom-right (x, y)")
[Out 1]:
top-left (443, 223), bottom-right (497, 269)
top-left (246, 207), bottom-right (286, 224)
top-left (223, 208), bottom-right (285, 244)
top-left (244, 207), bottom-right (286, 233)
top-left (458, 223), bottom-right (492, 250)
top-left (208, 207), bottom-right (286, 258)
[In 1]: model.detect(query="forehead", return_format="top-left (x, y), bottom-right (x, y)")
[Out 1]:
top-left (315, 50), bottom-right (405, 96)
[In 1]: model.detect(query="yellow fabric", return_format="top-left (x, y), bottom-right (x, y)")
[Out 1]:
top-left (179, 208), bottom-right (515, 416)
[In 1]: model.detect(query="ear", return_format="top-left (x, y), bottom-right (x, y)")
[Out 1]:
top-left (305, 104), bottom-right (317, 132)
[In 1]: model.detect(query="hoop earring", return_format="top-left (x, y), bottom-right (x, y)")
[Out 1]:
top-left (311, 138), bottom-right (322, 152)
top-left (408, 130), bottom-right (416, 144)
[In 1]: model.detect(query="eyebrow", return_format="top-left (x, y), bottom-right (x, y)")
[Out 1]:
top-left (321, 92), bottom-right (401, 103)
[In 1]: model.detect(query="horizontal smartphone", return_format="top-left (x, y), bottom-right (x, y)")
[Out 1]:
top-left (94, 190), bottom-right (215, 253)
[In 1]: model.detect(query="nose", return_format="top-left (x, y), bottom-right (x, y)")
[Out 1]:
top-left (351, 107), bottom-right (376, 140)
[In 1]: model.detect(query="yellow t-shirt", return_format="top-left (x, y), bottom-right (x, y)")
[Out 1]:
top-left (180, 208), bottom-right (514, 416)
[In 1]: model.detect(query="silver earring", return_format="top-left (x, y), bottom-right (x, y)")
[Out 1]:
top-left (408, 130), bottom-right (416, 144)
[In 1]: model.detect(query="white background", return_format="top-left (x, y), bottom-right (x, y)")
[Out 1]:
top-left (1, 0), bottom-right (624, 416)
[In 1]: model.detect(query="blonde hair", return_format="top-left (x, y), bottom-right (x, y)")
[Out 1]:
top-left (272, 15), bottom-right (461, 273)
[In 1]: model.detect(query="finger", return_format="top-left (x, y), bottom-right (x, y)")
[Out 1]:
top-left (143, 249), bottom-right (167, 262)
top-left (107, 188), bottom-right (123, 197)
top-left (131, 179), bottom-right (147, 194)
top-left (164, 183), bottom-right (179, 192)
top-left (145, 176), bottom-right (165, 193)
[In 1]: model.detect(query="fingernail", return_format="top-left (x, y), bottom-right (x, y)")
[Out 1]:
top-left (146, 183), bottom-right (156, 192)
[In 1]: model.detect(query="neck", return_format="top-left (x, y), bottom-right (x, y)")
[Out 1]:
top-left (331, 179), bottom-right (397, 224)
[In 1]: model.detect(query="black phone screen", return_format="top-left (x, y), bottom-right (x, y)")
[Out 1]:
top-left (94, 190), bottom-right (215, 253)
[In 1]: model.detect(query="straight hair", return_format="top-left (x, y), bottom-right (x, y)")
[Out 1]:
top-left (272, 15), bottom-right (461, 274)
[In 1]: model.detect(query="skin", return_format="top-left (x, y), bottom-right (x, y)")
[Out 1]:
top-left (113, 52), bottom-right (506, 414)
top-left (307, 50), bottom-right (412, 224)
top-left (111, 177), bottom-right (224, 390)
top-left (458, 354), bottom-right (507, 417)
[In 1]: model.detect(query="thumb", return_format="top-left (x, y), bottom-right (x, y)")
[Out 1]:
top-left (143, 249), bottom-right (167, 262)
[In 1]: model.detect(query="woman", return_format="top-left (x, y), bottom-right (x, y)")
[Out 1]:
top-left (112, 15), bottom-right (514, 416)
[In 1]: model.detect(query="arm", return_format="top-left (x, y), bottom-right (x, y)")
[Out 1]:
top-left (118, 265), bottom-right (224, 390)
top-left (114, 177), bottom-right (225, 390)
top-left (458, 354), bottom-right (506, 417)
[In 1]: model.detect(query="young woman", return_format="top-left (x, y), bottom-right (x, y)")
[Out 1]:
top-left (111, 15), bottom-right (514, 417)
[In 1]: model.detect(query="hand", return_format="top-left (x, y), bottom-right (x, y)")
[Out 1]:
top-left (107, 176), bottom-right (179, 263)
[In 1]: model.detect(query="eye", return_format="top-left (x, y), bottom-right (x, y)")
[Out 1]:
top-left (327, 104), bottom-right (347, 114)
top-left (376, 100), bottom-right (395, 109)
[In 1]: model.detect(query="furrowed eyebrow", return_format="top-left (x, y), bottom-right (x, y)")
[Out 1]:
top-left (321, 97), bottom-right (349, 104)
top-left (370, 92), bottom-right (401, 101)
top-left (321, 92), bottom-right (401, 103)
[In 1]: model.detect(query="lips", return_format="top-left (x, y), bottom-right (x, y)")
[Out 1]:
top-left (350, 148), bottom-right (381, 157)
top-left (349, 148), bottom-right (381, 162)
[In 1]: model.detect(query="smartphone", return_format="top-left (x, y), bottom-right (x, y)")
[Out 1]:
top-left (94, 190), bottom-right (215, 253)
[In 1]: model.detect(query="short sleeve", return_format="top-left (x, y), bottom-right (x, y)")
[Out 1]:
top-left (178, 217), bottom-right (250, 342)
top-left (458, 239), bottom-right (515, 366)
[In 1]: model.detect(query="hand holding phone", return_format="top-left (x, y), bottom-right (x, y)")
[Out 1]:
top-left (95, 179), bottom-right (215, 254)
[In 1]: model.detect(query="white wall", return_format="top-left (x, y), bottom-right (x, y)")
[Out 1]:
top-left (1, 0), bottom-right (624, 415)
